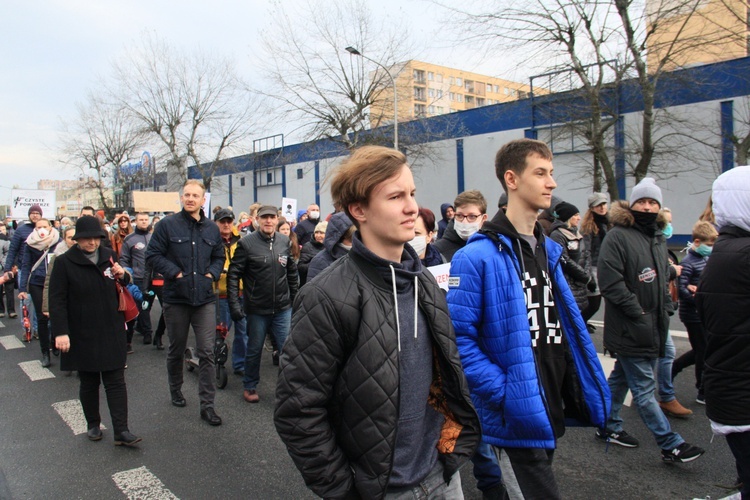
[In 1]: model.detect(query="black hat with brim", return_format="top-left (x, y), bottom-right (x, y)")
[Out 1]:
top-left (72, 215), bottom-right (105, 240)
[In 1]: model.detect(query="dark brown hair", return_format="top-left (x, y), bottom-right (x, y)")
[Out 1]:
top-left (494, 139), bottom-right (553, 191)
top-left (418, 207), bottom-right (436, 232)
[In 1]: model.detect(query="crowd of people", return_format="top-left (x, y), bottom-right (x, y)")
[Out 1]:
top-left (2, 139), bottom-right (748, 499)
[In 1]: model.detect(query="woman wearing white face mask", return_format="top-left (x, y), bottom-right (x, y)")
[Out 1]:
top-left (408, 207), bottom-right (445, 268)
top-left (18, 218), bottom-right (61, 367)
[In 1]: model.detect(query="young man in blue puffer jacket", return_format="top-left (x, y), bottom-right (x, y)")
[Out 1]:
top-left (447, 138), bottom-right (611, 499)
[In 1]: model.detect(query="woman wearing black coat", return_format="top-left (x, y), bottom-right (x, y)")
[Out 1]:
top-left (297, 221), bottom-right (326, 286)
top-left (549, 202), bottom-right (593, 314)
top-left (49, 216), bottom-right (140, 446)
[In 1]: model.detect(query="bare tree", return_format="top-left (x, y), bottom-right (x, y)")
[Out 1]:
top-left (257, 0), bottom-right (412, 149)
top-left (109, 34), bottom-right (260, 191)
top-left (59, 94), bottom-right (144, 214)
top-left (440, 0), bottom-right (740, 199)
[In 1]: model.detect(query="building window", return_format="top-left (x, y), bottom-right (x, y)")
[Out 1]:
top-left (477, 98), bottom-right (485, 106)
top-left (456, 77), bottom-right (463, 86)
top-left (436, 73), bottom-right (443, 83)
top-left (494, 85), bottom-right (500, 93)
top-left (465, 80), bottom-right (474, 93)
top-left (487, 83), bottom-right (493, 93)
top-left (240, 176), bottom-right (246, 187)
top-left (465, 95), bottom-right (474, 105)
top-left (518, 90), bottom-right (528, 99)
top-left (297, 168), bottom-right (303, 179)
top-left (413, 69), bottom-right (425, 84)
top-left (456, 94), bottom-right (463, 103)
top-left (267, 172), bottom-right (273, 183)
top-left (437, 89), bottom-right (443, 98)
top-left (414, 103), bottom-right (426, 116)
top-left (414, 86), bottom-right (426, 101)
top-left (437, 106), bottom-right (444, 114)
top-left (428, 71), bottom-right (434, 81)
top-left (449, 76), bottom-right (455, 85)
top-left (428, 105), bottom-right (436, 114)
top-left (428, 88), bottom-right (435, 98)
top-left (449, 92), bottom-right (455, 101)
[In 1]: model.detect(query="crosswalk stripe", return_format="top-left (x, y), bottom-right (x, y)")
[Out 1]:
top-left (0, 335), bottom-right (25, 350)
top-left (587, 320), bottom-right (688, 339)
top-left (112, 466), bottom-right (179, 500)
top-left (18, 360), bottom-right (55, 381)
top-left (52, 399), bottom-right (106, 435)
top-left (0, 320), bottom-right (5, 328)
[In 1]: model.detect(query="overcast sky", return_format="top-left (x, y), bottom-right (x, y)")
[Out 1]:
top-left (0, 0), bottom-right (527, 205)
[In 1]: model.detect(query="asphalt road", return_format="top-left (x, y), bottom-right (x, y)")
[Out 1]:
top-left (0, 300), bottom-right (740, 499)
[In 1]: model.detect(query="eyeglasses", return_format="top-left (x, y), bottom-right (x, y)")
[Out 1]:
top-left (454, 213), bottom-right (483, 223)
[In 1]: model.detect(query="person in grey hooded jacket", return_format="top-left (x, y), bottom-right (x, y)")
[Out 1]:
top-left (306, 211), bottom-right (355, 282)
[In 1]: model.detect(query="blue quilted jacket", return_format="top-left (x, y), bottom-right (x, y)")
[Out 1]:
top-left (447, 230), bottom-right (611, 449)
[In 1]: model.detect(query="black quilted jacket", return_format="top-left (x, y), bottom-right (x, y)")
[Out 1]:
top-left (275, 251), bottom-right (480, 500)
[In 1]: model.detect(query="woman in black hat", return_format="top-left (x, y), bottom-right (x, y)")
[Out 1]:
top-left (49, 216), bottom-right (141, 446)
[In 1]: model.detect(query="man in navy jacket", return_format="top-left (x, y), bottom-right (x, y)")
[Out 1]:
top-left (146, 180), bottom-right (224, 426)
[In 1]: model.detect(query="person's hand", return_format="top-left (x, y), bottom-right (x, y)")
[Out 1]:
top-left (56, 335), bottom-right (71, 353)
top-left (18, 292), bottom-right (27, 300)
top-left (205, 273), bottom-right (213, 280)
top-left (175, 272), bottom-right (184, 279)
top-left (587, 278), bottom-right (597, 292)
top-left (672, 264), bottom-right (682, 277)
top-left (111, 262), bottom-right (125, 279)
top-left (43, 312), bottom-right (49, 317)
top-left (687, 284), bottom-right (698, 294)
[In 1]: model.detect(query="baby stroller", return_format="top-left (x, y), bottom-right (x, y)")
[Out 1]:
top-left (185, 322), bottom-right (229, 389)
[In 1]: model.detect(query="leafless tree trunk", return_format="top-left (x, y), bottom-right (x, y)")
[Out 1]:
top-left (59, 94), bottom-right (144, 213)
top-left (439, 0), bottom-right (740, 199)
top-left (108, 33), bottom-right (260, 192)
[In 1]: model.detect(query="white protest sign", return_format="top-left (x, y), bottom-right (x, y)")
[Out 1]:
top-left (428, 263), bottom-right (451, 291)
top-left (281, 197), bottom-right (298, 222)
top-left (11, 190), bottom-right (56, 220)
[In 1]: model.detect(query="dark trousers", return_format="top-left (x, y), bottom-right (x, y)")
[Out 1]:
top-left (152, 286), bottom-right (165, 338)
top-left (672, 322), bottom-right (707, 391)
top-left (494, 446), bottom-right (561, 500)
top-left (79, 368), bottom-right (128, 434)
top-left (581, 294), bottom-right (601, 323)
top-left (726, 431), bottom-right (750, 499)
top-left (163, 302), bottom-right (216, 409)
top-left (0, 280), bottom-right (15, 314)
top-left (29, 284), bottom-right (51, 353)
top-left (134, 279), bottom-right (153, 336)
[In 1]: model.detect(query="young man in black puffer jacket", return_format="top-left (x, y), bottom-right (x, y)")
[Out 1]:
top-left (275, 146), bottom-right (480, 500)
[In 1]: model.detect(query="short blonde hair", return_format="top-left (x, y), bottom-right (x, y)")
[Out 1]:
top-left (454, 190), bottom-right (488, 214)
top-left (183, 179), bottom-right (206, 194)
top-left (692, 221), bottom-right (718, 242)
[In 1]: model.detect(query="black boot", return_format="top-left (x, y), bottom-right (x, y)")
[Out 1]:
top-left (143, 333), bottom-right (152, 345)
top-left (41, 351), bottom-right (51, 368)
top-left (154, 335), bottom-right (164, 350)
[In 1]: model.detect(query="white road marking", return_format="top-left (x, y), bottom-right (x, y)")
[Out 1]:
top-left (588, 320), bottom-right (688, 339)
top-left (0, 320), bottom-right (5, 328)
top-left (0, 335), bottom-right (25, 349)
top-left (597, 353), bottom-right (632, 407)
top-left (52, 400), bottom-right (106, 435)
top-left (18, 360), bottom-right (55, 381)
top-left (112, 466), bottom-right (179, 500)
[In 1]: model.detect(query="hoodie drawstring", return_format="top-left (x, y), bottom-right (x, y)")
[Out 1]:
top-left (389, 265), bottom-right (419, 352)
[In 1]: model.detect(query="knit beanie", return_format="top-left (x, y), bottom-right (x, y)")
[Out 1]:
top-left (554, 201), bottom-right (579, 222)
top-left (28, 204), bottom-right (43, 216)
top-left (630, 178), bottom-right (662, 207)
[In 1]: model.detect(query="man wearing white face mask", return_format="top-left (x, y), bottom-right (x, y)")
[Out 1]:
top-left (294, 203), bottom-right (321, 247)
top-left (433, 190), bottom-right (488, 262)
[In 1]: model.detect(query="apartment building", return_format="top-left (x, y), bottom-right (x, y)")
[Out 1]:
top-left (369, 60), bottom-right (537, 126)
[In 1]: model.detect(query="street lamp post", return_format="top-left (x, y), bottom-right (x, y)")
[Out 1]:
top-left (345, 46), bottom-right (398, 150)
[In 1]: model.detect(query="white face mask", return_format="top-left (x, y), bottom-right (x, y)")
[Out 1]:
top-left (309, 210), bottom-right (320, 220)
top-left (454, 220), bottom-right (481, 241)
top-left (37, 228), bottom-right (49, 239)
top-left (408, 235), bottom-right (427, 257)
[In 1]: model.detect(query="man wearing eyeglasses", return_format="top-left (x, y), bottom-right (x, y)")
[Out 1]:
top-left (433, 190), bottom-right (488, 262)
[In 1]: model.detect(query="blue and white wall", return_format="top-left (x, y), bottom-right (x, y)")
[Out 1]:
top-left (198, 57), bottom-right (750, 239)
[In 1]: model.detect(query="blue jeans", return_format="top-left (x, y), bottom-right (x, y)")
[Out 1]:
top-left (471, 440), bottom-right (503, 491)
top-left (243, 309), bottom-right (291, 391)
top-left (217, 298), bottom-right (247, 372)
top-left (384, 461), bottom-right (462, 499)
top-left (657, 333), bottom-right (676, 402)
top-left (606, 355), bottom-right (683, 450)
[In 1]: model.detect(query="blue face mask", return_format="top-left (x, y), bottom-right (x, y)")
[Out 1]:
top-left (695, 243), bottom-right (712, 257)
top-left (662, 223), bottom-right (673, 239)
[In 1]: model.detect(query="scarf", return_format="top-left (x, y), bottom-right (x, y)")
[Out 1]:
top-left (25, 227), bottom-right (59, 252)
top-left (631, 210), bottom-right (659, 237)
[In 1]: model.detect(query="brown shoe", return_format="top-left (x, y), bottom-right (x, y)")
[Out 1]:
top-left (243, 389), bottom-right (259, 403)
top-left (659, 399), bottom-right (693, 418)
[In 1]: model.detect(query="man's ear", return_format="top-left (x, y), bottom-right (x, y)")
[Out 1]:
top-left (504, 170), bottom-right (518, 192)
top-left (348, 202), bottom-right (367, 225)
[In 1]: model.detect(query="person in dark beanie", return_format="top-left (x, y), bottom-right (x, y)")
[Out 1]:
top-left (549, 201), bottom-right (594, 315)
top-left (49, 216), bottom-right (141, 446)
top-left (4, 204), bottom-right (44, 318)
